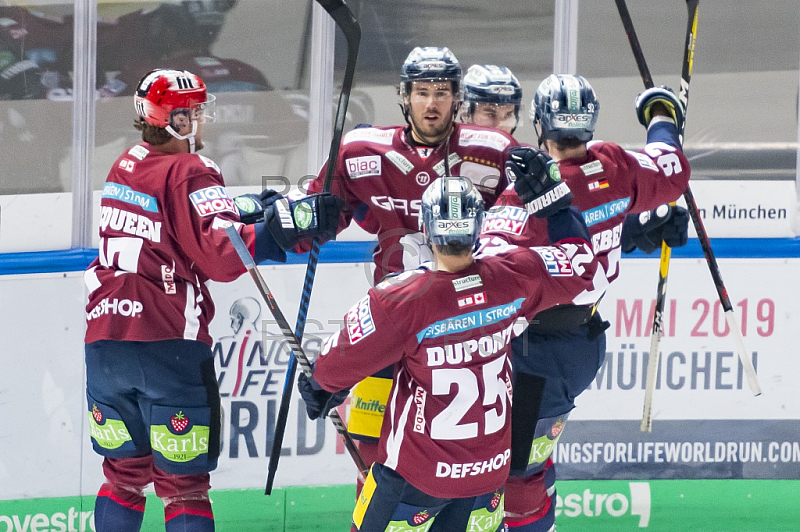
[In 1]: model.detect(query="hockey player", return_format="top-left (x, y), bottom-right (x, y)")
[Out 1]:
top-left (480, 74), bottom-right (691, 531)
top-left (298, 171), bottom-right (606, 531)
top-left (249, 46), bottom-right (520, 490)
top-left (460, 64), bottom-right (524, 135)
top-left (83, 68), bottom-right (338, 532)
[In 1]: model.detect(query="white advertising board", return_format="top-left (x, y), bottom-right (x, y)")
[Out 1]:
top-left (1, 257), bottom-right (798, 500)
top-left (678, 180), bottom-right (797, 238)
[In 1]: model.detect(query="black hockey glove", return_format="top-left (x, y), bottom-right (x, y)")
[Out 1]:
top-left (635, 85), bottom-right (685, 133)
top-left (234, 189), bottom-right (284, 225)
top-left (621, 204), bottom-right (690, 254)
top-left (297, 371), bottom-right (349, 420)
top-left (506, 146), bottom-right (573, 218)
top-left (265, 193), bottom-right (343, 251)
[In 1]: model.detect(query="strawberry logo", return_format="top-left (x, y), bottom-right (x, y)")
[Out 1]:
top-left (91, 404), bottom-right (104, 424)
top-left (550, 420), bottom-right (564, 438)
top-left (490, 491), bottom-right (502, 510)
top-left (411, 510), bottom-right (430, 526)
top-left (170, 411), bottom-right (189, 433)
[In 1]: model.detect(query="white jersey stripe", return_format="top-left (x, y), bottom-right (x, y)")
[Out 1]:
top-left (183, 282), bottom-right (200, 340)
top-left (384, 367), bottom-right (413, 470)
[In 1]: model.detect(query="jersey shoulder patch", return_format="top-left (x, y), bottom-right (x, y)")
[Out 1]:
top-left (346, 295), bottom-right (377, 344)
top-left (342, 126), bottom-right (397, 146)
top-left (457, 125), bottom-right (512, 152)
top-left (189, 185), bottom-right (236, 217)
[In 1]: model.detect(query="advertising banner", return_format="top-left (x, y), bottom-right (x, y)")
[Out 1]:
top-left (679, 180), bottom-right (796, 238)
top-left (1, 256), bottom-right (797, 503)
top-left (556, 257), bottom-right (800, 480)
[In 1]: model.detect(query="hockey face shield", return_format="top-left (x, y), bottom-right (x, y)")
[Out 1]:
top-left (167, 95), bottom-right (217, 129)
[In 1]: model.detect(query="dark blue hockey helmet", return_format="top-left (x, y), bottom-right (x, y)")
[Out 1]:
top-left (462, 64), bottom-right (523, 133)
top-left (532, 74), bottom-right (599, 142)
top-left (420, 176), bottom-right (485, 249)
top-left (400, 46), bottom-right (463, 100)
top-left (463, 64), bottom-right (522, 106)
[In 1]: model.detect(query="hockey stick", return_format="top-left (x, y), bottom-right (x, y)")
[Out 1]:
top-left (616, 0), bottom-right (760, 434)
top-left (265, 0), bottom-right (361, 495)
top-left (223, 223), bottom-right (368, 482)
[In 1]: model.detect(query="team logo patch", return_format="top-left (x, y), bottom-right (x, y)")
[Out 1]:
top-left (346, 295), bottom-right (376, 344)
top-left (588, 177), bottom-right (609, 191)
top-left (189, 186), bottom-right (236, 217)
top-left (581, 160), bottom-right (603, 176)
top-left (482, 206), bottom-right (528, 235)
top-left (452, 274), bottom-right (482, 292)
top-left (532, 246), bottom-right (574, 276)
top-left (345, 155), bottom-right (381, 179)
top-left (293, 202), bottom-right (314, 229)
top-left (457, 292), bottom-right (485, 308)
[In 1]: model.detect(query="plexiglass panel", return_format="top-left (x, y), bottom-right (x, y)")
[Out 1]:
top-left (577, 1), bottom-right (800, 181)
top-left (0, 2), bottom-right (75, 195)
top-left (92, 0), bottom-right (314, 190)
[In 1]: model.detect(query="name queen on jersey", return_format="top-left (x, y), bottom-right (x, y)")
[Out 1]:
top-left (84, 144), bottom-right (254, 345)
top-left (312, 241), bottom-right (604, 498)
top-left (303, 123), bottom-right (518, 282)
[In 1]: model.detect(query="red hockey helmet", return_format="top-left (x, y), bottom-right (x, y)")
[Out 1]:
top-left (134, 69), bottom-right (215, 128)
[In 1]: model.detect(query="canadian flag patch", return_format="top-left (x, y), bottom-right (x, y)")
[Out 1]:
top-left (457, 292), bottom-right (486, 308)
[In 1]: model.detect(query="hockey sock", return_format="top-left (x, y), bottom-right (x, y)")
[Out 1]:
top-left (153, 468), bottom-right (214, 532)
top-left (93, 482), bottom-right (146, 532)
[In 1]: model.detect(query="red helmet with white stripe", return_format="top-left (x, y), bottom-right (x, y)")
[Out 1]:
top-left (134, 69), bottom-right (215, 128)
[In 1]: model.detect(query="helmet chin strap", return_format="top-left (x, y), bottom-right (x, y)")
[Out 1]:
top-left (166, 121), bottom-right (198, 153)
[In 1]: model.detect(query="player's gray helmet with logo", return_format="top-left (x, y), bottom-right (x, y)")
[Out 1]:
top-left (532, 74), bottom-right (599, 142)
top-left (420, 176), bottom-right (485, 248)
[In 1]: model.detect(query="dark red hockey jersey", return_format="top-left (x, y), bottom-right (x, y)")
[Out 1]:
top-left (84, 143), bottom-right (255, 346)
top-left (313, 240), bottom-right (604, 498)
top-left (481, 140), bottom-right (690, 283)
top-left (303, 123), bottom-right (519, 282)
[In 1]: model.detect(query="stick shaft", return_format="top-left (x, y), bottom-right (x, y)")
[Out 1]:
top-left (266, 0), bottom-right (362, 495)
top-left (223, 224), bottom-right (368, 482)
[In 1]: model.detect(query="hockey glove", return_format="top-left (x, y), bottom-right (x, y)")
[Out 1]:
top-left (621, 204), bottom-right (690, 254)
top-left (635, 85), bottom-right (685, 132)
top-left (506, 146), bottom-right (573, 218)
top-left (234, 189), bottom-right (284, 225)
top-left (265, 193), bottom-right (343, 251)
top-left (297, 371), bottom-right (349, 420)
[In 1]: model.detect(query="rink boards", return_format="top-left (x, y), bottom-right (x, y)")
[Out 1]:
top-left (0, 245), bottom-right (799, 530)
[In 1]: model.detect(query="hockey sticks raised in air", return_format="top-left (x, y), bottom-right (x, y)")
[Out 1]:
top-left (614, 0), bottom-right (761, 434)
top-left (265, 0), bottom-right (361, 495)
top-left (223, 223), bottom-right (368, 483)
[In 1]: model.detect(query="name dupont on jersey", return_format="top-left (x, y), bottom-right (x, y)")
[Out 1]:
top-left (436, 449), bottom-right (511, 479)
top-left (524, 182), bottom-right (571, 215)
top-left (86, 298), bottom-right (144, 320)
